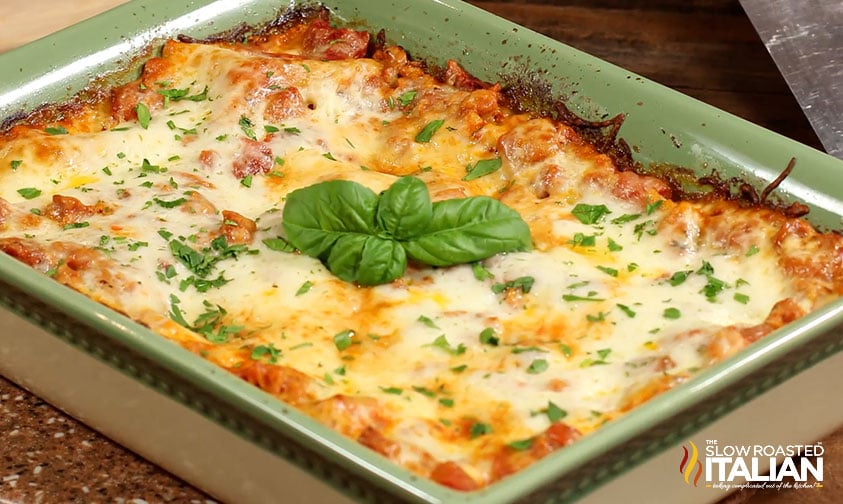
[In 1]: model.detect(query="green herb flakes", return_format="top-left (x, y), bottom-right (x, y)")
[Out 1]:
top-left (462, 158), bottom-right (502, 181)
top-left (16, 187), bottom-right (41, 200)
top-left (333, 329), bottom-right (354, 351)
top-left (136, 103), bottom-right (151, 129)
top-left (572, 203), bottom-right (611, 225)
top-left (295, 281), bottom-right (314, 296)
top-left (414, 119), bottom-right (445, 143)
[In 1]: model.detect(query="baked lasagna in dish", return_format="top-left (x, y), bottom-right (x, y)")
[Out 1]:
top-left (1, 7), bottom-right (841, 490)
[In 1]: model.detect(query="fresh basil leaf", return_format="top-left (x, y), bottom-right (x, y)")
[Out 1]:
top-left (375, 176), bottom-right (432, 240)
top-left (403, 196), bottom-right (531, 266)
top-left (282, 180), bottom-right (379, 259)
top-left (326, 234), bottom-right (407, 286)
top-left (462, 158), bottom-right (502, 181)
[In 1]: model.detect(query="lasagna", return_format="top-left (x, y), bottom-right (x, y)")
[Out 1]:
top-left (1, 8), bottom-right (841, 491)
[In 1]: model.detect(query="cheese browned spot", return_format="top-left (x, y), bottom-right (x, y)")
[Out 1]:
top-left (0, 12), bottom-right (841, 491)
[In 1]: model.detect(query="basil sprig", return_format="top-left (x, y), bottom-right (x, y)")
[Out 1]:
top-left (282, 176), bottom-right (531, 285)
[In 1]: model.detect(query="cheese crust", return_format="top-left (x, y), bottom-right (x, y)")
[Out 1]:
top-left (1, 10), bottom-right (841, 491)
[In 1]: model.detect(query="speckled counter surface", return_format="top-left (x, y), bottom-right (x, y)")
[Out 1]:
top-left (0, 376), bottom-right (214, 503)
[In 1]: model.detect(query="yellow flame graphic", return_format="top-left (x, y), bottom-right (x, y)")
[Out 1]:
top-left (684, 441), bottom-right (699, 484)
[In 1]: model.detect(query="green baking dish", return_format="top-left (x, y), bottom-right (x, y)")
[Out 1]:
top-left (1, 1), bottom-right (842, 503)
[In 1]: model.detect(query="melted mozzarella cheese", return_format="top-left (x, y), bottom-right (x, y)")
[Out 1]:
top-left (0, 32), bottom-right (832, 488)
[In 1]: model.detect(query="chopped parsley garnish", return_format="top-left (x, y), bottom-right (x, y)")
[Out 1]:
top-left (45, 125), bottom-right (68, 135)
top-left (633, 220), bottom-right (657, 240)
top-left (153, 197), bottom-right (187, 208)
top-left (663, 307), bottom-right (682, 319)
top-left (611, 213), bottom-right (640, 225)
top-left (469, 422), bottom-right (492, 439)
top-left (571, 203), bottom-right (612, 225)
top-left (580, 348), bottom-right (612, 367)
top-left (607, 238), bottom-right (623, 252)
top-left (63, 222), bottom-right (90, 230)
top-left (646, 200), bottom-right (664, 215)
top-left (668, 270), bottom-right (691, 286)
top-left (478, 328), bottom-right (499, 346)
top-left (157, 85), bottom-right (208, 104)
top-left (398, 90), bottom-right (417, 106)
top-left (508, 438), bottom-right (535, 451)
top-left (380, 386), bottom-right (403, 395)
top-left (596, 265), bottom-right (618, 277)
top-left (168, 235), bottom-right (255, 278)
top-left (179, 274), bottom-right (230, 293)
top-left (526, 359), bottom-right (549, 374)
top-left (570, 232), bottom-right (597, 247)
top-left (136, 103), bottom-right (151, 129)
top-left (491, 276), bottom-right (535, 294)
top-left (239, 115), bottom-right (257, 140)
top-left (511, 346), bottom-right (547, 354)
top-left (262, 237), bottom-right (297, 253)
top-left (616, 304), bottom-right (636, 318)
top-left (10, 160), bottom-right (22, 170)
top-left (414, 119), bottom-right (445, 143)
top-left (545, 401), bottom-right (567, 422)
top-left (333, 329), bottom-right (354, 351)
top-left (168, 296), bottom-right (243, 344)
top-left (701, 275), bottom-right (728, 301)
top-left (696, 261), bottom-right (715, 276)
top-left (16, 187), bottom-right (41, 200)
top-left (418, 315), bottom-right (439, 329)
top-left (251, 343), bottom-right (281, 363)
top-left (426, 335), bottom-right (466, 356)
top-left (412, 386), bottom-right (436, 398)
top-left (295, 281), bottom-right (313, 296)
top-left (462, 158), bottom-right (502, 181)
top-left (562, 293), bottom-right (605, 302)
top-left (140, 158), bottom-right (166, 174)
top-left (471, 261), bottom-right (494, 281)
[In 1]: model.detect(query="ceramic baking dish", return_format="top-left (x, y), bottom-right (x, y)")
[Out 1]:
top-left (1, 1), bottom-right (842, 503)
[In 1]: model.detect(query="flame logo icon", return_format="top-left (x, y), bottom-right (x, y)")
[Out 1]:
top-left (679, 441), bottom-right (703, 486)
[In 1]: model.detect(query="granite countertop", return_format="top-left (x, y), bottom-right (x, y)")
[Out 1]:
top-left (0, 0), bottom-right (840, 503)
top-left (0, 376), bottom-right (213, 503)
